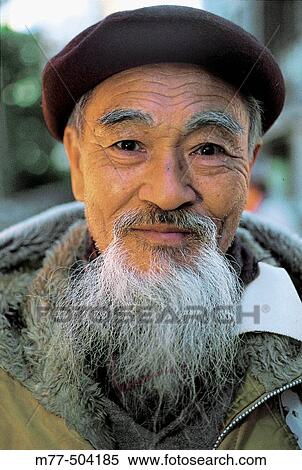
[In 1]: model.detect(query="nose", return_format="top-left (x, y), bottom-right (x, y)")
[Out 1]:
top-left (137, 151), bottom-right (198, 210)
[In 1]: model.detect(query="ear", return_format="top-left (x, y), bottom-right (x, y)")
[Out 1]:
top-left (63, 126), bottom-right (85, 201)
top-left (249, 143), bottom-right (262, 172)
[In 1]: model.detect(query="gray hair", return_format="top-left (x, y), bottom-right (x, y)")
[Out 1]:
top-left (244, 95), bottom-right (263, 154)
top-left (67, 88), bottom-right (262, 157)
top-left (67, 88), bottom-right (95, 133)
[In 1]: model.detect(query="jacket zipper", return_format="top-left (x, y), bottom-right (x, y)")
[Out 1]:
top-left (213, 376), bottom-right (302, 449)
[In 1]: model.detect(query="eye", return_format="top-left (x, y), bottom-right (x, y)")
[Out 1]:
top-left (192, 143), bottom-right (226, 156)
top-left (113, 140), bottom-right (143, 152)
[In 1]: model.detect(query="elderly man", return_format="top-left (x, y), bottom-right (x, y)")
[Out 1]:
top-left (0, 5), bottom-right (301, 450)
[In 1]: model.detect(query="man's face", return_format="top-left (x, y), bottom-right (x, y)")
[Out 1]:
top-left (60, 63), bottom-right (258, 420)
top-left (64, 63), bottom-right (256, 270)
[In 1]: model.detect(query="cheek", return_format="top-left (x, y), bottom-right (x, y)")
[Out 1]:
top-left (80, 159), bottom-right (111, 249)
top-left (84, 194), bottom-right (108, 252)
top-left (200, 172), bottom-right (248, 215)
top-left (81, 155), bottom-right (138, 250)
top-left (197, 172), bottom-right (249, 251)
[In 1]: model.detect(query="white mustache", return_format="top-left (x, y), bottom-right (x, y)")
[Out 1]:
top-left (113, 206), bottom-right (221, 243)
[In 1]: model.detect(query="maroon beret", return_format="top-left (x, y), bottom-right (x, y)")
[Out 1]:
top-left (42, 5), bottom-right (285, 141)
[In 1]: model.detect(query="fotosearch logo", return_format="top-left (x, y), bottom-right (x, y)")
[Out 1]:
top-left (37, 303), bottom-right (269, 325)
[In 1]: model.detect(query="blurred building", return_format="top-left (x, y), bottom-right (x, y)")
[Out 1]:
top-left (204, 0), bottom-right (302, 234)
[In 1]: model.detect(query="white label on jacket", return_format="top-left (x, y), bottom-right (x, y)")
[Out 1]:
top-left (237, 262), bottom-right (302, 341)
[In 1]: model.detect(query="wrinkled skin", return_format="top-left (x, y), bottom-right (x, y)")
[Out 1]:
top-left (64, 63), bottom-right (260, 271)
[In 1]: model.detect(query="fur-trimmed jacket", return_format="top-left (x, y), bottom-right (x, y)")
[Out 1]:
top-left (0, 202), bottom-right (301, 450)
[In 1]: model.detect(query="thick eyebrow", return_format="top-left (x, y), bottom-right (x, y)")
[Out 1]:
top-left (183, 110), bottom-right (243, 137)
top-left (97, 108), bottom-right (155, 127)
top-left (96, 107), bottom-right (243, 137)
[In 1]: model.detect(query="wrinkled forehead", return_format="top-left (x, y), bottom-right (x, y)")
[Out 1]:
top-left (85, 63), bottom-right (249, 127)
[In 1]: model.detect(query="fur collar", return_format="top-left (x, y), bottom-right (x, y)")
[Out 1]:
top-left (0, 202), bottom-right (301, 448)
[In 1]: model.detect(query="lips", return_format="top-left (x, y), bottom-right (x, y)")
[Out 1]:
top-left (131, 224), bottom-right (192, 245)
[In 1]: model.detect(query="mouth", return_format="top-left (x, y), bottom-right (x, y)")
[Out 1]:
top-left (130, 224), bottom-right (193, 245)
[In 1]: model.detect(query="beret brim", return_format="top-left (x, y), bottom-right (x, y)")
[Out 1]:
top-left (42, 5), bottom-right (285, 141)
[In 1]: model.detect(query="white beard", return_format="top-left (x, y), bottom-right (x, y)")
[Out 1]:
top-left (51, 208), bottom-right (243, 428)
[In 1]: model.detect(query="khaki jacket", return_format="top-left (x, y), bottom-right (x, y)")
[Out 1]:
top-left (0, 367), bottom-right (301, 449)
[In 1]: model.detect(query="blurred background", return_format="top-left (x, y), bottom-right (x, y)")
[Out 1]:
top-left (1, 0), bottom-right (302, 234)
